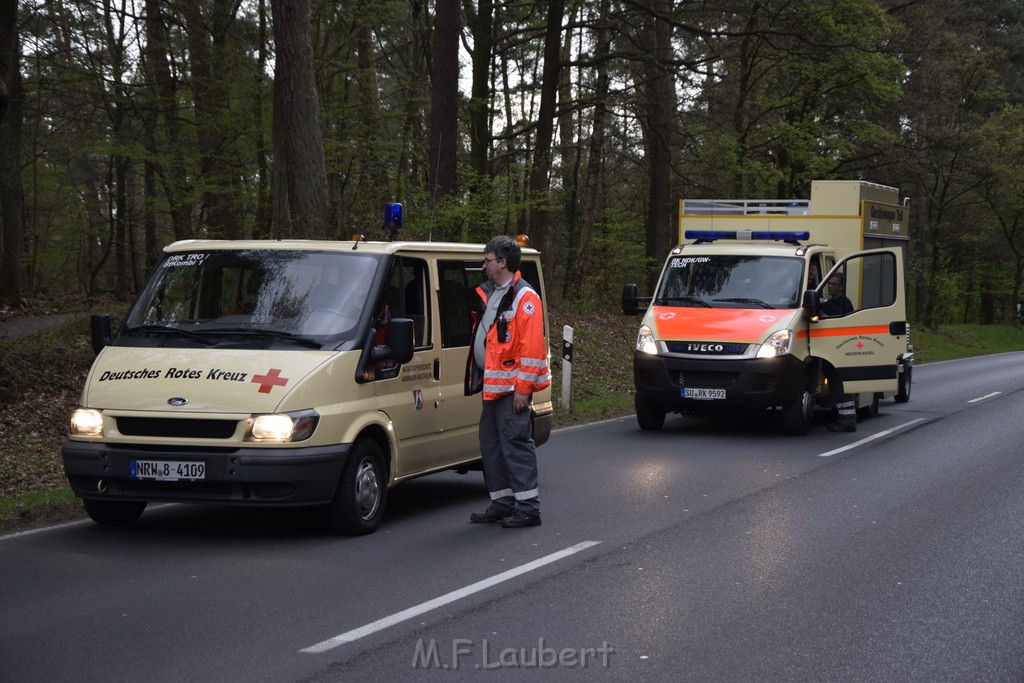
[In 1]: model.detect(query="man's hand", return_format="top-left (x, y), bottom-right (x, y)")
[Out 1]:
top-left (512, 391), bottom-right (530, 413)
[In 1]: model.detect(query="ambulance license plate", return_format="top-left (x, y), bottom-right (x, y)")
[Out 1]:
top-left (682, 387), bottom-right (725, 400)
top-left (130, 459), bottom-right (206, 481)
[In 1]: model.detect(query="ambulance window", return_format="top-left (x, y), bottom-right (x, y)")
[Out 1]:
top-left (383, 257), bottom-right (430, 349)
top-left (438, 261), bottom-right (483, 348)
top-left (855, 252), bottom-right (897, 309)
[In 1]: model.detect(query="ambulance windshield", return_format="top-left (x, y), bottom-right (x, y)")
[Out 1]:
top-left (655, 255), bottom-right (804, 309)
top-left (124, 249), bottom-right (382, 347)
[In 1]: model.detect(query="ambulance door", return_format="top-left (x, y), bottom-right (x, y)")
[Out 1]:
top-left (810, 249), bottom-right (908, 395)
top-left (436, 259), bottom-right (485, 455)
top-left (373, 256), bottom-right (445, 476)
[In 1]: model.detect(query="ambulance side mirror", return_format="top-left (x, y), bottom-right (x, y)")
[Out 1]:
top-left (372, 317), bottom-right (414, 365)
top-left (802, 289), bottom-right (821, 321)
top-left (90, 314), bottom-right (111, 354)
top-left (622, 284), bottom-right (650, 316)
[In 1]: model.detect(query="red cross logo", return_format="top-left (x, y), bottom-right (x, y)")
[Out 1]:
top-left (856, 341), bottom-right (864, 349)
top-left (252, 368), bottom-right (290, 394)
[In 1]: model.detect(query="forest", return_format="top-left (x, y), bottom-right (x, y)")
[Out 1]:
top-left (2, 0), bottom-right (1024, 328)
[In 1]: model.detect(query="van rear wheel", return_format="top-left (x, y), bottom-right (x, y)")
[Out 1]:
top-left (895, 365), bottom-right (912, 403)
top-left (83, 499), bottom-right (147, 526)
top-left (635, 396), bottom-right (666, 431)
top-left (326, 438), bottom-right (387, 535)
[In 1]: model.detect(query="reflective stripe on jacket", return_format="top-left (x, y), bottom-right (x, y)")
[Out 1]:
top-left (464, 272), bottom-right (551, 401)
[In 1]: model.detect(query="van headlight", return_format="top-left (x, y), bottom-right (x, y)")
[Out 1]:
top-left (68, 408), bottom-right (104, 436)
top-left (756, 329), bottom-right (793, 359)
top-left (635, 325), bottom-right (658, 354)
top-left (244, 409), bottom-right (319, 443)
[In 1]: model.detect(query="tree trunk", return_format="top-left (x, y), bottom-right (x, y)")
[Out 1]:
top-left (466, 0), bottom-right (494, 182)
top-left (527, 0), bottom-right (565, 280)
top-left (144, 0), bottom-right (193, 242)
top-left (641, 0), bottom-right (676, 289)
top-left (429, 0), bottom-right (460, 202)
top-left (271, 0), bottom-right (329, 238)
top-left (568, 0), bottom-right (611, 298)
top-left (0, 0), bottom-right (24, 305)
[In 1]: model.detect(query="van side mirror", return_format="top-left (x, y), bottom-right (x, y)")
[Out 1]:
top-left (802, 289), bottom-right (821, 321)
top-left (372, 317), bottom-right (415, 365)
top-left (622, 284), bottom-right (650, 316)
top-left (90, 314), bottom-right (111, 354)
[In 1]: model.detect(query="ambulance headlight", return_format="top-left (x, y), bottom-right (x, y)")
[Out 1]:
top-left (245, 409), bottom-right (319, 443)
top-left (68, 408), bottom-right (104, 437)
top-left (636, 325), bottom-right (658, 355)
top-left (756, 329), bottom-right (793, 358)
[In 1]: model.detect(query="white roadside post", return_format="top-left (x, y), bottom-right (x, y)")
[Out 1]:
top-left (561, 325), bottom-right (574, 409)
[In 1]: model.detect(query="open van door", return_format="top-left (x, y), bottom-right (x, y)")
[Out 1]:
top-left (808, 249), bottom-right (908, 396)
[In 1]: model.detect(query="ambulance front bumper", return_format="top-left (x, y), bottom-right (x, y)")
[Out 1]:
top-left (633, 352), bottom-right (809, 414)
top-left (61, 440), bottom-right (349, 506)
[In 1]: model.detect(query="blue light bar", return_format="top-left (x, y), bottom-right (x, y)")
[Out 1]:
top-left (384, 202), bottom-right (403, 228)
top-left (684, 230), bottom-right (810, 242)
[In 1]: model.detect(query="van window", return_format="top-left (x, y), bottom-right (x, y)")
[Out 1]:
top-left (122, 249), bottom-right (382, 348)
top-left (437, 258), bottom-right (544, 349)
top-left (438, 261), bottom-right (484, 348)
top-left (381, 257), bottom-right (430, 349)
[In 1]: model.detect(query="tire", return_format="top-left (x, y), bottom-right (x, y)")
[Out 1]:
top-left (857, 393), bottom-right (880, 419)
top-left (781, 385), bottom-right (814, 435)
top-left (635, 396), bottom-right (666, 431)
top-left (325, 438), bottom-right (388, 535)
top-left (83, 499), bottom-right (147, 526)
top-left (895, 364), bottom-right (912, 403)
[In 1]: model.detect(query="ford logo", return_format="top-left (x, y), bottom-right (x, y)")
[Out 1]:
top-left (168, 397), bottom-right (189, 406)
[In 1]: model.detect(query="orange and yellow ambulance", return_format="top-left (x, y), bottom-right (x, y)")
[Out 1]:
top-left (622, 180), bottom-right (913, 434)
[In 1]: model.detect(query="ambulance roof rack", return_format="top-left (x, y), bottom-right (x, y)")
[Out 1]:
top-left (684, 230), bottom-right (810, 245)
top-left (682, 199), bottom-right (810, 216)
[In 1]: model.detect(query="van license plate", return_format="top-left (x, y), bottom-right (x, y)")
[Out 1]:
top-left (130, 459), bottom-right (206, 481)
top-left (682, 387), bottom-right (725, 400)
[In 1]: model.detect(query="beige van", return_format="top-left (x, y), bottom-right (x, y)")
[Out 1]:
top-left (61, 239), bottom-right (553, 534)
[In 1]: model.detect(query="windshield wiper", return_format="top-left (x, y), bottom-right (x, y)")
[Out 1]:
top-left (204, 327), bottom-right (323, 349)
top-left (127, 324), bottom-right (216, 345)
top-left (656, 296), bottom-right (710, 307)
top-left (714, 297), bottom-right (775, 309)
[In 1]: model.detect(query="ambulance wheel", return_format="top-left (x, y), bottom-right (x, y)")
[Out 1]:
top-left (635, 396), bottom-right (666, 431)
top-left (781, 385), bottom-right (814, 435)
top-left (83, 498), bottom-right (147, 526)
top-left (895, 365), bottom-right (912, 403)
top-left (326, 438), bottom-right (387, 535)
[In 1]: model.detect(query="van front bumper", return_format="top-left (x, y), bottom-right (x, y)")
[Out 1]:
top-left (61, 441), bottom-right (349, 506)
top-left (633, 352), bottom-right (810, 414)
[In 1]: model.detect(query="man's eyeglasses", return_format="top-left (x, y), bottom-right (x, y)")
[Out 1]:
top-left (482, 257), bottom-right (501, 264)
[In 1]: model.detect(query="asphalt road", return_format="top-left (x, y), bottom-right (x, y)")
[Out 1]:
top-left (3, 352), bottom-right (1024, 681)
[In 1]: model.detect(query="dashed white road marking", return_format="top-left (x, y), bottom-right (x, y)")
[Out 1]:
top-left (968, 392), bottom-right (1002, 403)
top-left (300, 540), bottom-right (601, 654)
top-left (818, 418), bottom-right (928, 458)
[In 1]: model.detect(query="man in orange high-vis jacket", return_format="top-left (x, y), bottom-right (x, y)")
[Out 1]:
top-left (465, 236), bottom-right (551, 528)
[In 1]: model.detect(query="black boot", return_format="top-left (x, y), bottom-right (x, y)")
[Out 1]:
top-left (828, 398), bottom-right (857, 432)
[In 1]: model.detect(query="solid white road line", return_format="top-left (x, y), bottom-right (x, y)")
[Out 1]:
top-left (817, 418), bottom-right (928, 458)
top-left (968, 392), bottom-right (1002, 403)
top-left (300, 540), bottom-right (602, 654)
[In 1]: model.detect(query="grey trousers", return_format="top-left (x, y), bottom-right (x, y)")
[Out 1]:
top-left (479, 394), bottom-right (540, 516)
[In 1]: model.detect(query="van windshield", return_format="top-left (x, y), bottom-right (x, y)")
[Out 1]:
top-left (123, 249), bottom-right (383, 348)
top-left (655, 255), bottom-right (804, 309)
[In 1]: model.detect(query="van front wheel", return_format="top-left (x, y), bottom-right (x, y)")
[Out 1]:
top-left (326, 438), bottom-right (387, 535)
top-left (83, 499), bottom-right (147, 526)
top-left (635, 396), bottom-right (666, 431)
top-left (781, 385), bottom-right (814, 435)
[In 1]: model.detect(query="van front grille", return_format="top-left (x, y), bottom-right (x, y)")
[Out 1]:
top-left (116, 417), bottom-right (238, 439)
